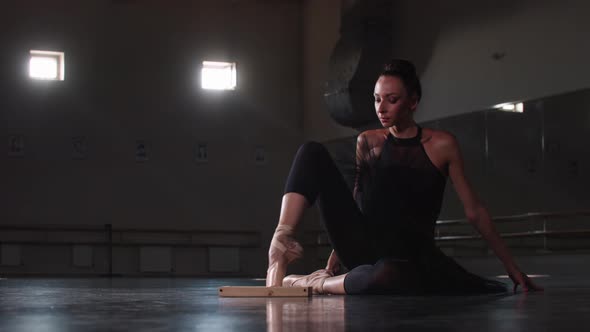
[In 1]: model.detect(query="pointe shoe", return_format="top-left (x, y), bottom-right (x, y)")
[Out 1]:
top-left (270, 226), bottom-right (303, 263)
top-left (283, 269), bottom-right (333, 294)
top-left (266, 225), bottom-right (304, 287)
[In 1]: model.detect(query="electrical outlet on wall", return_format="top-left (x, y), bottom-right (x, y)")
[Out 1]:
top-left (135, 140), bottom-right (150, 162)
top-left (8, 135), bottom-right (24, 157)
top-left (72, 136), bottom-right (88, 160)
top-left (195, 143), bottom-right (208, 163)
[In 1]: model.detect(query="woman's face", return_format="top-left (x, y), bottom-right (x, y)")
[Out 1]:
top-left (373, 75), bottom-right (418, 128)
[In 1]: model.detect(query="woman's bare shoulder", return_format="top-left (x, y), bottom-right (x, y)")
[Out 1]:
top-left (358, 129), bottom-right (389, 145)
top-left (422, 127), bottom-right (456, 145)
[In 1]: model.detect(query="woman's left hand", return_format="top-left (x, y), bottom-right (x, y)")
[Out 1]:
top-left (508, 268), bottom-right (544, 293)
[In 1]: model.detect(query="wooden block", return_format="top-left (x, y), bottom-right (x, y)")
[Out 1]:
top-left (218, 286), bottom-right (312, 297)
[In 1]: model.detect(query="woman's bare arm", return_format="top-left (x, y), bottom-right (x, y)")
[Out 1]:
top-left (443, 132), bottom-right (542, 292)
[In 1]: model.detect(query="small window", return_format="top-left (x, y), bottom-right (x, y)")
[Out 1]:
top-left (201, 61), bottom-right (236, 90)
top-left (29, 50), bottom-right (65, 81)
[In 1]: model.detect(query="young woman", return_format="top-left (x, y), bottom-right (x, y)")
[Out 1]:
top-left (266, 60), bottom-right (542, 295)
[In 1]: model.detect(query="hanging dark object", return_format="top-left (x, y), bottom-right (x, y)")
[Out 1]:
top-left (324, 0), bottom-right (394, 130)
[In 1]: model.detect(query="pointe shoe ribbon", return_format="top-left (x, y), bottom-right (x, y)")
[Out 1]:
top-left (266, 225), bottom-right (304, 287)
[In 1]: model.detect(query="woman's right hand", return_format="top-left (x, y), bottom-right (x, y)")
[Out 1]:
top-left (325, 250), bottom-right (341, 275)
top-left (266, 225), bottom-right (304, 287)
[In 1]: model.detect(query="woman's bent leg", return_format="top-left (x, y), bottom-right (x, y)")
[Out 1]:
top-left (283, 142), bottom-right (376, 268)
top-left (273, 142), bottom-right (380, 292)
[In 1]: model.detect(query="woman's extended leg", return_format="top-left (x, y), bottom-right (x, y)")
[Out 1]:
top-left (283, 271), bottom-right (348, 294)
top-left (284, 258), bottom-right (422, 295)
top-left (343, 258), bottom-right (421, 295)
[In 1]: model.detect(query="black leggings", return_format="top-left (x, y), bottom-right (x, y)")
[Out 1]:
top-left (284, 141), bottom-right (421, 294)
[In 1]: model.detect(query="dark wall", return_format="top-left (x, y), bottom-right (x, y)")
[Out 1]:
top-left (0, 1), bottom-right (304, 232)
top-left (423, 89), bottom-right (590, 218)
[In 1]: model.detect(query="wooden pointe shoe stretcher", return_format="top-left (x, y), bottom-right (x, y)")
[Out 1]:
top-left (218, 286), bottom-right (312, 297)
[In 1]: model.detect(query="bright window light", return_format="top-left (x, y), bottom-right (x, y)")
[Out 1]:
top-left (494, 102), bottom-right (524, 113)
top-left (201, 61), bottom-right (236, 90)
top-left (500, 104), bottom-right (515, 111)
top-left (496, 274), bottom-right (549, 278)
top-left (29, 50), bottom-right (65, 81)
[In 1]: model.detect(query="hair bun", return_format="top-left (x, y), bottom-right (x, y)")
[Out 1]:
top-left (383, 59), bottom-right (416, 75)
top-left (380, 59), bottom-right (421, 100)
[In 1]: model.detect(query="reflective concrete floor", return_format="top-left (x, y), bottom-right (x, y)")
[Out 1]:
top-left (0, 276), bottom-right (587, 331)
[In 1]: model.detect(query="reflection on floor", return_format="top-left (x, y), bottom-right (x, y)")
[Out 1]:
top-left (0, 276), bottom-right (587, 331)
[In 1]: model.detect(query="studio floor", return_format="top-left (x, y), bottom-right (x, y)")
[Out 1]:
top-left (0, 276), bottom-right (588, 331)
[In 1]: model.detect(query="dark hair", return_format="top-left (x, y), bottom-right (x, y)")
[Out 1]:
top-left (380, 59), bottom-right (422, 101)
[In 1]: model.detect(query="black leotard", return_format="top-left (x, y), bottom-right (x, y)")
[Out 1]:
top-left (356, 126), bottom-right (446, 259)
